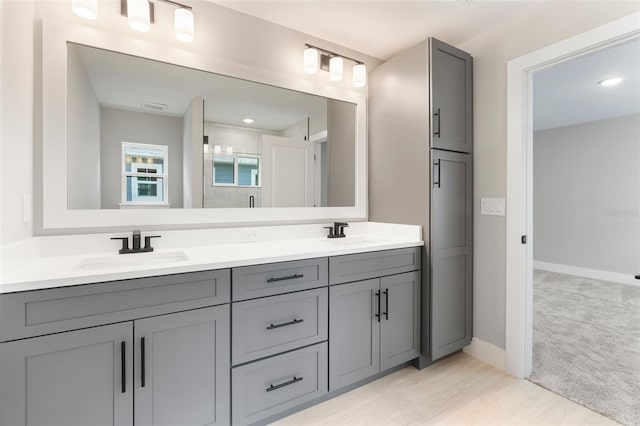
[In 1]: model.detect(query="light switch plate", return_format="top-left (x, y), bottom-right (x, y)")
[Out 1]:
top-left (480, 198), bottom-right (505, 216)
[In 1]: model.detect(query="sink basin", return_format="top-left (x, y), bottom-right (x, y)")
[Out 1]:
top-left (75, 251), bottom-right (189, 271)
top-left (318, 237), bottom-right (377, 246)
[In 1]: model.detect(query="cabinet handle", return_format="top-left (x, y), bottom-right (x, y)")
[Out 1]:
top-left (266, 318), bottom-right (304, 330)
top-left (121, 341), bottom-right (126, 394)
top-left (383, 288), bottom-right (389, 320)
top-left (375, 290), bottom-right (381, 323)
top-left (140, 337), bottom-right (146, 388)
top-left (266, 273), bottom-right (304, 283)
top-left (266, 376), bottom-right (303, 392)
top-left (433, 160), bottom-right (441, 188)
top-left (434, 107), bottom-right (441, 138)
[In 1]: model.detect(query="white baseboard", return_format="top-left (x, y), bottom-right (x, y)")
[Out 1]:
top-left (463, 338), bottom-right (506, 371)
top-left (534, 261), bottom-right (639, 288)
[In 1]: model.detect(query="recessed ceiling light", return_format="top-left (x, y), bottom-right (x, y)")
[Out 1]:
top-left (599, 77), bottom-right (623, 87)
top-left (243, 118), bottom-right (254, 124)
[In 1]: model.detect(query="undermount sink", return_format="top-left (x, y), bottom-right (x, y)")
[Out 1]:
top-left (318, 237), bottom-right (377, 246)
top-left (75, 251), bottom-right (189, 271)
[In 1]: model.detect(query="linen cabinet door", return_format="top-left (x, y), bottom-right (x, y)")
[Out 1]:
top-left (0, 323), bottom-right (133, 426)
top-left (134, 305), bottom-right (230, 426)
top-left (329, 279), bottom-right (380, 391)
top-left (431, 150), bottom-right (473, 360)
top-left (430, 38), bottom-right (473, 154)
top-left (379, 271), bottom-right (421, 371)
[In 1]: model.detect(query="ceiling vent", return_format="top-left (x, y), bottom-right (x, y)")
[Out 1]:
top-left (141, 101), bottom-right (168, 112)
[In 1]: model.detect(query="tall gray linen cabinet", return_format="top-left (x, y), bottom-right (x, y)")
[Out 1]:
top-left (369, 37), bottom-right (473, 367)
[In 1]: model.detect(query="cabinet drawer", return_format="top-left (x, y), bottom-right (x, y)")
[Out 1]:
top-left (232, 258), bottom-right (328, 301)
top-left (232, 288), bottom-right (328, 365)
top-left (0, 269), bottom-right (230, 342)
top-left (329, 247), bottom-right (421, 285)
top-left (232, 342), bottom-right (328, 425)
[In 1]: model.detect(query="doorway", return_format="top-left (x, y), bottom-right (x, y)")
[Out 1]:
top-left (504, 11), bottom-right (640, 380)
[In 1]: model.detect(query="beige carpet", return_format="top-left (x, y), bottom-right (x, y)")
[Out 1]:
top-left (529, 269), bottom-right (640, 425)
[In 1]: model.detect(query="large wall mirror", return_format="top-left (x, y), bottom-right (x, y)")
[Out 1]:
top-left (42, 20), bottom-right (367, 230)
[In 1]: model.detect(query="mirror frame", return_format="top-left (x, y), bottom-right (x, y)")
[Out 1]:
top-left (41, 19), bottom-right (367, 230)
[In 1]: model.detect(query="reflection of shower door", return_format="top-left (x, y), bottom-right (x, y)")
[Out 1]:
top-left (261, 135), bottom-right (314, 207)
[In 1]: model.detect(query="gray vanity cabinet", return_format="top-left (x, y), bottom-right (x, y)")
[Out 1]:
top-left (328, 249), bottom-right (421, 392)
top-left (0, 322), bottom-right (134, 426)
top-left (431, 150), bottom-right (473, 360)
top-left (0, 270), bottom-right (231, 426)
top-left (134, 306), bottom-right (230, 426)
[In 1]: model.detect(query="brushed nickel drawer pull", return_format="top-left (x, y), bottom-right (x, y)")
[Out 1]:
top-left (266, 376), bottom-right (303, 392)
top-left (267, 318), bottom-right (304, 330)
top-left (266, 274), bottom-right (304, 283)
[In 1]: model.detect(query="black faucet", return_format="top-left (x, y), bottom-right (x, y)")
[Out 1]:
top-left (325, 222), bottom-right (349, 239)
top-left (111, 231), bottom-right (161, 254)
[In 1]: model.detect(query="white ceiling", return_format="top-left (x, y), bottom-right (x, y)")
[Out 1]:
top-left (214, 0), bottom-right (544, 60)
top-left (533, 37), bottom-right (640, 131)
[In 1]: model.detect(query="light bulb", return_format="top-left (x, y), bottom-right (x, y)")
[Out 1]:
top-left (353, 63), bottom-right (367, 87)
top-left (175, 8), bottom-right (194, 43)
top-left (71, 0), bottom-right (98, 20)
top-left (330, 56), bottom-right (343, 81)
top-left (127, 0), bottom-right (151, 32)
top-left (303, 47), bottom-right (319, 75)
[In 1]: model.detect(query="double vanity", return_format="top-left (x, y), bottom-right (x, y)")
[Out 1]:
top-left (0, 222), bottom-right (422, 425)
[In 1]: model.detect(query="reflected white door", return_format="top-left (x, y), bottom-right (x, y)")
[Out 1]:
top-left (262, 135), bottom-right (314, 207)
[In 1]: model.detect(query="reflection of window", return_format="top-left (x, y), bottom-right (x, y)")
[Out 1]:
top-left (213, 155), bottom-right (260, 187)
top-left (122, 142), bottom-right (168, 205)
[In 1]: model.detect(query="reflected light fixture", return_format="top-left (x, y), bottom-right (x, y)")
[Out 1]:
top-left (120, 0), bottom-right (195, 42)
top-left (226, 146), bottom-right (234, 155)
top-left (203, 135), bottom-right (209, 154)
top-left (599, 77), bottom-right (623, 87)
top-left (214, 145), bottom-right (222, 155)
top-left (71, 0), bottom-right (98, 19)
top-left (303, 44), bottom-right (367, 87)
top-left (243, 118), bottom-right (254, 124)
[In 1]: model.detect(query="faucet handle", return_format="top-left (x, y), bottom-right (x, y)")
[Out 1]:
top-left (324, 226), bottom-right (336, 238)
top-left (111, 237), bottom-right (130, 254)
top-left (144, 235), bottom-right (161, 251)
top-left (334, 222), bottom-right (349, 237)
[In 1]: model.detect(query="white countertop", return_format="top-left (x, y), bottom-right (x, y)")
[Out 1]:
top-left (0, 222), bottom-right (422, 293)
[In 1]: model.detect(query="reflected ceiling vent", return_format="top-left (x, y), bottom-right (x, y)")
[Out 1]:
top-left (141, 101), bottom-right (168, 112)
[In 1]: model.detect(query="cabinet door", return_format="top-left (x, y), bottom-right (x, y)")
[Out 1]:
top-left (431, 150), bottom-right (473, 360)
top-left (430, 38), bottom-right (473, 153)
top-left (134, 305), bottom-right (230, 426)
top-left (0, 323), bottom-right (133, 426)
top-left (380, 272), bottom-right (421, 371)
top-left (329, 279), bottom-right (380, 391)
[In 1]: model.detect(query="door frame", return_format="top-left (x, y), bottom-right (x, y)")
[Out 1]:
top-left (505, 11), bottom-right (640, 379)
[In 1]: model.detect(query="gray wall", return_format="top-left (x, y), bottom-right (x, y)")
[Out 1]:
top-left (327, 99), bottom-right (356, 207)
top-left (67, 45), bottom-right (101, 209)
top-left (100, 107), bottom-right (183, 209)
top-left (533, 114), bottom-right (640, 275)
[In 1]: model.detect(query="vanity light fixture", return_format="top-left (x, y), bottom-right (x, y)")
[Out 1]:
top-left (71, 0), bottom-right (98, 20)
top-left (121, 0), bottom-right (195, 42)
top-left (303, 44), bottom-right (367, 88)
top-left (599, 77), bottom-right (623, 87)
top-left (203, 135), bottom-right (209, 154)
top-left (303, 47), bottom-right (319, 74)
top-left (329, 56), bottom-right (344, 81)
